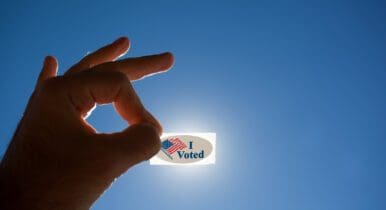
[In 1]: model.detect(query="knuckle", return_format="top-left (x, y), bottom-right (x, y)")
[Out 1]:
top-left (109, 71), bottom-right (129, 84)
top-left (92, 62), bottom-right (129, 84)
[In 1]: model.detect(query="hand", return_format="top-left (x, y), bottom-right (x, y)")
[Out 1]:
top-left (0, 37), bottom-right (174, 210)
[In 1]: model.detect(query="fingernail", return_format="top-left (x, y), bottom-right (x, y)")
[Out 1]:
top-left (161, 52), bottom-right (172, 55)
top-left (43, 56), bottom-right (52, 66)
top-left (114, 37), bottom-right (129, 45)
top-left (159, 52), bottom-right (175, 70)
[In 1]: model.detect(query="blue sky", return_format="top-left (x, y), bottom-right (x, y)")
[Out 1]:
top-left (1, 0), bottom-right (386, 209)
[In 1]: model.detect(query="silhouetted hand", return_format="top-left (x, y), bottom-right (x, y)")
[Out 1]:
top-left (0, 37), bottom-right (174, 210)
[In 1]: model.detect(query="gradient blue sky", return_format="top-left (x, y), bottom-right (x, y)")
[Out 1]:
top-left (1, 0), bottom-right (386, 209)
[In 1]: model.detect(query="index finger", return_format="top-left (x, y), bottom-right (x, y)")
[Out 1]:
top-left (65, 70), bottom-right (162, 133)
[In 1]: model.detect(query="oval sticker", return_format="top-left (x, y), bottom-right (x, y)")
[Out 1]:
top-left (150, 133), bottom-right (216, 165)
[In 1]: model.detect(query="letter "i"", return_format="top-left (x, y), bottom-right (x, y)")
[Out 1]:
top-left (189, 141), bottom-right (193, 149)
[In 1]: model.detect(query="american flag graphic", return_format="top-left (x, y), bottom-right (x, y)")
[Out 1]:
top-left (161, 137), bottom-right (187, 158)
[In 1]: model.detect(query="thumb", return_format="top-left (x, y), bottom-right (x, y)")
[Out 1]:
top-left (99, 124), bottom-right (161, 174)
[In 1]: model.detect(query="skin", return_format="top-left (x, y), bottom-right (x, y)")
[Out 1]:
top-left (0, 37), bottom-right (174, 210)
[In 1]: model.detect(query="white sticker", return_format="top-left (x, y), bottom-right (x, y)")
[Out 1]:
top-left (150, 133), bottom-right (216, 165)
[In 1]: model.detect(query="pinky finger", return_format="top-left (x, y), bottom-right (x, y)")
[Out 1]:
top-left (36, 55), bottom-right (58, 87)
